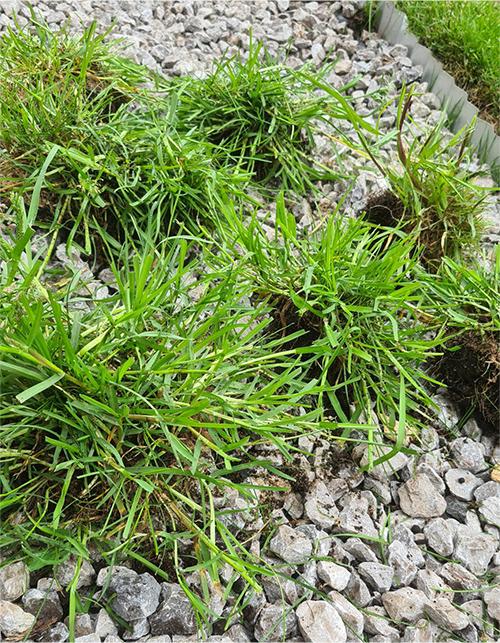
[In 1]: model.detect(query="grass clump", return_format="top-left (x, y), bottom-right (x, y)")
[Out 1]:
top-left (0, 225), bottom-right (337, 621)
top-left (172, 41), bottom-right (348, 195)
top-left (0, 17), bottom-right (245, 246)
top-left (361, 90), bottom-right (489, 269)
top-left (0, 16), bottom-right (149, 164)
top-left (52, 107), bottom-right (245, 245)
top-left (395, 0), bottom-right (500, 128)
top-left (218, 198), bottom-right (445, 465)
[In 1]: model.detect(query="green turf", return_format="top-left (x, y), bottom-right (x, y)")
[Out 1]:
top-left (395, 0), bottom-right (500, 127)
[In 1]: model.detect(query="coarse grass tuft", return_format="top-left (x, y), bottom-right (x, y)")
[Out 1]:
top-left (0, 17), bottom-right (246, 246)
top-left (360, 89), bottom-right (490, 269)
top-left (216, 197), bottom-right (446, 467)
top-left (172, 40), bottom-right (351, 195)
top-left (0, 221), bottom-right (343, 629)
top-left (0, 15), bottom-right (150, 162)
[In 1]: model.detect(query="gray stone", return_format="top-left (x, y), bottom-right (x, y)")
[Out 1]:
top-left (382, 588), bottom-right (428, 622)
top-left (0, 561), bottom-right (29, 602)
top-left (262, 576), bottom-right (298, 604)
top-left (99, 568), bottom-right (160, 621)
top-left (342, 537), bottom-right (378, 563)
top-left (439, 563), bottom-right (480, 598)
top-left (358, 562), bottom-right (393, 593)
top-left (478, 496), bottom-right (500, 527)
top-left (317, 560), bottom-right (351, 591)
top-left (310, 42), bottom-right (325, 64)
top-left (68, 613), bottom-right (93, 637)
top-left (304, 481), bottom-right (339, 530)
top-left (363, 605), bottom-right (400, 638)
top-left (326, 478), bottom-right (349, 501)
top-left (387, 539), bottom-right (425, 587)
top-left (445, 468), bottom-right (482, 500)
top-left (419, 427), bottom-right (440, 451)
top-left (0, 600), bottom-right (36, 639)
top-left (364, 476), bottom-right (392, 504)
top-left (484, 587), bottom-right (500, 620)
top-left (44, 622), bottom-right (70, 642)
top-left (296, 600), bottom-right (346, 643)
top-left (334, 58), bottom-right (352, 75)
top-left (361, 447), bottom-right (409, 481)
top-left (446, 495), bottom-right (470, 522)
top-left (398, 473), bottom-right (446, 518)
top-left (336, 492), bottom-right (378, 537)
top-left (453, 524), bottom-right (497, 575)
top-left (254, 604), bottom-right (297, 641)
top-left (56, 556), bottom-right (95, 589)
top-left (149, 583), bottom-right (196, 636)
top-left (224, 624), bottom-right (251, 641)
top-left (329, 538), bottom-right (354, 566)
top-left (344, 571), bottom-right (371, 608)
top-left (474, 480), bottom-right (500, 502)
top-left (415, 569), bottom-right (448, 598)
top-left (401, 619), bottom-right (438, 642)
top-left (415, 463), bottom-right (446, 494)
top-left (424, 597), bottom-right (470, 631)
top-left (268, 24), bottom-right (292, 43)
top-left (37, 577), bottom-right (59, 591)
top-left (122, 617), bottom-right (149, 640)
top-left (269, 524), bottom-right (313, 564)
top-left (450, 438), bottom-right (486, 473)
top-left (95, 609), bottom-right (118, 638)
top-left (75, 636), bottom-right (100, 643)
top-left (327, 591), bottom-right (364, 638)
top-left (424, 518), bottom-right (455, 556)
top-left (295, 525), bottom-right (331, 558)
top-left (283, 492), bottom-right (304, 520)
top-left (461, 600), bottom-right (486, 630)
top-left (22, 588), bottom-right (63, 630)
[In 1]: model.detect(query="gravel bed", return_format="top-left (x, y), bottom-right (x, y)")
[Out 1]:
top-left (0, 1), bottom-right (498, 642)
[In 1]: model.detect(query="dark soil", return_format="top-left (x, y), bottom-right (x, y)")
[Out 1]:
top-left (268, 294), bottom-right (323, 349)
top-left (432, 330), bottom-right (500, 429)
top-left (363, 189), bottom-right (406, 228)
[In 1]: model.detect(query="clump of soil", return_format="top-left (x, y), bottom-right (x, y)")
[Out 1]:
top-left (432, 330), bottom-right (499, 428)
top-left (364, 189), bottom-right (406, 228)
top-left (363, 188), bottom-right (455, 270)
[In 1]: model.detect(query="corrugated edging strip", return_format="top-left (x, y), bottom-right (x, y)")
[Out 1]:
top-left (375, 1), bottom-right (500, 181)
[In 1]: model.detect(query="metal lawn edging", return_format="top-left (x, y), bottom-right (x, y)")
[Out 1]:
top-left (375, 1), bottom-right (500, 181)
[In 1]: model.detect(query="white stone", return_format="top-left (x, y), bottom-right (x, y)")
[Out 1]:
top-left (382, 587), bottom-right (428, 623)
top-left (269, 525), bottom-right (313, 565)
top-left (296, 600), bottom-right (346, 643)
top-left (0, 562), bottom-right (29, 602)
top-left (327, 591), bottom-right (364, 637)
top-left (317, 561), bottom-right (351, 591)
top-left (0, 600), bottom-right (36, 639)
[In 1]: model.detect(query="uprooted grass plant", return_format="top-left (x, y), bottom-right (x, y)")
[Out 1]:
top-left (359, 89), bottom-right (490, 269)
top-left (418, 251), bottom-right (500, 429)
top-left (171, 39), bottom-right (375, 195)
top-left (0, 225), bottom-right (347, 626)
top-left (215, 197), bottom-right (448, 465)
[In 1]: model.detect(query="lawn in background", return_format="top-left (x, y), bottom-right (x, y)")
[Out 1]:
top-left (396, 0), bottom-right (499, 129)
